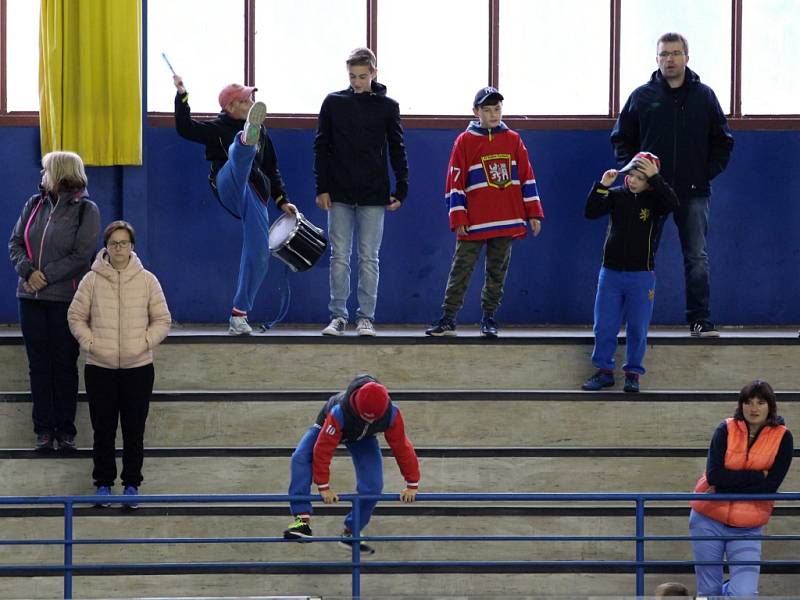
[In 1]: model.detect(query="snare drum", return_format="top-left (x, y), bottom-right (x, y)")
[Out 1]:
top-left (268, 212), bottom-right (328, 272)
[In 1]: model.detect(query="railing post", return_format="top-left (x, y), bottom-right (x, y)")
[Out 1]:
top-left (351, 496), bottom-right (361, 599)
top-left (63, 500), bottom-right (74, 600)
top-left (635, 496), bottom-right (645, 597)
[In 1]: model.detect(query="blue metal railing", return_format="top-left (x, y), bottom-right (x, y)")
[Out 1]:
top-left (1, 492), bottom-right (799, 599)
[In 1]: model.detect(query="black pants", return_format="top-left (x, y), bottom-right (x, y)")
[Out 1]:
top-left (85, 363), bottom-right (154, 488)
top-left (19, 299), bottom-right (79, 436)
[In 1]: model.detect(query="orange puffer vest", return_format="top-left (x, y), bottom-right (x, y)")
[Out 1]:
top-left (691, 418), bottom-right (787, 527)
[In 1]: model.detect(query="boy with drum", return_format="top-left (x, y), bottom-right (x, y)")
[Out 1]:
top-left (172, 76), bottom-right (297, 335)
top-left (314, 48), bottom-right (409, 337)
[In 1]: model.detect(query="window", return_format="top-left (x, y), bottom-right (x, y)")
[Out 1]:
top-left (500, 0), bottom-right (609, 115)
top-left (5, 0), bottom-right (40, 111)
top-left (377, 0), bottom-right (487, 115)
top-left (619, 0), bottom-right (731, 113)
top-left (146, 0), bottom-right (245, 113)
top-left (741, 0), bottom-right (800, 114)
top-left (254, 0), bottom-right (366, 114)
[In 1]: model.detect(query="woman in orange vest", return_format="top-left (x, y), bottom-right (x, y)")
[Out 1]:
top-left (689, 380), bottom-right (793, 596)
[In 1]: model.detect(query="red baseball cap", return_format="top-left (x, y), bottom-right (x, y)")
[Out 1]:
top-left (619, 151), bottom-right (661, 174)
top-left (218, 83), bottom-right (257, 110)
top-left (354, 382), bottom-right (390, 420)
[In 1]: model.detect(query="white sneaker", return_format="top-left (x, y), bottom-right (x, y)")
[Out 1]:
top-left (356, 318), bottom-right (376, 337)
top-left (229, 315), bottom-right (252, 336)
top-left (241, 101), bottom-right (266, 146)
top-left (321, 317), bottom-right (347, 336)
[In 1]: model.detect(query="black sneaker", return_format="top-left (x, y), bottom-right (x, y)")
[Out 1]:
top-left (35, 432), bottom-right (55, 452)
top-left (480, 315), bottom-right (498, 338)
top-left (690, 320), bottom-right (720, 338)
top-left (425, 316), bottom-right (457, 337)
top-left (283, 517), bottom-right (313, 541)
top-left (338, 530), bottom-right (375, 555)
top-left (55, 432), bottom-right (77, 452)
top-left (623, 373), bottom-right (640, 393)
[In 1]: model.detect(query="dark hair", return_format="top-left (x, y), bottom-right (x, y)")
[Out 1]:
top-left (657, 32), bottom-right (689, 55)
top-left (103, 220), bottom-right (136, 246)
top-left (654, 581), bottom-right (691, 597)
top-left (734, 380), bottom-right (779, 426)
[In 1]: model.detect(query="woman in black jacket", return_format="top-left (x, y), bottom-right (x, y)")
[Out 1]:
top-left (8, 151), bottom-right (100, 451)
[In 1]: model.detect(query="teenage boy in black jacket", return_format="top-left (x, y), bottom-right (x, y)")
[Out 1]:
top-left (582, 153), bottom-right (679, 393)
top-left (314, 48), bottom-right (409, 338)
top-left (611, 32), bottom-right (733, 338)
top-left (173, 76), bottom-right (297, 335)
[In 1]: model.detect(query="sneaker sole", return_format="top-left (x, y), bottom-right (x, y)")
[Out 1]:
top-left (321, 330), bottom-right (345, 336)
top-left (480, 332), bottom-right (498, 338)
top-left (242, 102), bottom-right (267, 145)
top-left (337, 541), bottom-right (375, 555)
top-left (284, 532), bottom-right (313, 542)
top-left (357, 330), bottom-right (377, 337)
top-left (425, 331), bottom-right (457, 337)
top-left (228, 330), bottom-right (252, 336)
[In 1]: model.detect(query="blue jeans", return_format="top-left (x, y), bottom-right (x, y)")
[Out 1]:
top-left (327, 203), bottom-right (385, 322)
top-left (288, 425), bottom-right (384, 534)
top-left (19, 299), bottom-right (79, 435)
top-left (673, 195), bottom-right (710, 323)
top-left (591, 267), bottom-right (655, 375)
top-left (215, 136), bottom-right (270, 314)
top-left (690, 509), bottom-right (762, 597)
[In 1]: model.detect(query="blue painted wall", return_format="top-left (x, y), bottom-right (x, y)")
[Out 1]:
top-left (2, 124), bottom-right (799, 325)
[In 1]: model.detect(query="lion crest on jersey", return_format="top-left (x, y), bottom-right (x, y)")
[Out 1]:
top-left (481, 153), bottom-right (513, 189)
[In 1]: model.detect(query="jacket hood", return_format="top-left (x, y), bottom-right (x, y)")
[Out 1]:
top-left (37, 185), bottom-right (90, 205)
top-left (91, 249), bottom-right (145, 283)
top-left (466, 120), bottom-right (510, 135)
top-left (347, 80), bottom-right (388, 97)
top-left (650, 65), bottom-right (701, 88)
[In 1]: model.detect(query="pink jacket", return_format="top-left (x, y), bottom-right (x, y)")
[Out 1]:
top-left (68, 250), bottom-right (171, 370)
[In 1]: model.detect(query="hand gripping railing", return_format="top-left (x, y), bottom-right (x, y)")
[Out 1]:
top-left (1, 492), bottom-right (799, 599)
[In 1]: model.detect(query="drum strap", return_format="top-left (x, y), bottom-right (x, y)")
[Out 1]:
top-left (258, 263), bottom-right (292, 331)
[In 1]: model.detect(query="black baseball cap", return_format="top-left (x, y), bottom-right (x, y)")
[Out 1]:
top-left (474, 86), bottom-right (504, 107)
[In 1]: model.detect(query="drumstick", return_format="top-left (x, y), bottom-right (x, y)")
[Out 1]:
top-left (161, 52), bottom-right (177, 76)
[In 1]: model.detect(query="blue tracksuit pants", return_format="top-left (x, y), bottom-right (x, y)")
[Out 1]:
top-left (591, 267), bottom-right (655, 375)
top-left (288, 425), bottom-right (384, 534)
top-left (214, 135), bottom-right (271, 314)
top-left (690, 509), bottom-right (762, 597)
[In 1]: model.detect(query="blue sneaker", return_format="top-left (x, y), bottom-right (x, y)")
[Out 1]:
top-left (480, 314), bottom-right (498, 338)
top-left (94, 486), bottom-right (112, 508)
top-left (581, 370), bottom-right (615, 391)
top-left (425, 316), bottom-right (457, 337)
top-left (623, 373), bottom-right (640, 393)
top-left (122, 485), bottom-right (139, 510)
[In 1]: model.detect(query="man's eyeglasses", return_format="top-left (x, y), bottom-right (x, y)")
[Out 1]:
top-left (107, 240), bottom-right (131, 249)
top-left (658, 50), bottom-right (686, 58)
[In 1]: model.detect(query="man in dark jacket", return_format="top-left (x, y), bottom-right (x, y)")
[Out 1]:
top-left (314, 48), bottom-right (409, 337)
top-left (611, 32), bottom-right (734, 337)
top-left (283, 374), bottom-right (419, 554)
top-left (173, 76), bottom-right (297, 335)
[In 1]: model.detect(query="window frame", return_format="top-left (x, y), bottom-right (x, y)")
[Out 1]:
top-left (1, 0), bottom-right (798, 130)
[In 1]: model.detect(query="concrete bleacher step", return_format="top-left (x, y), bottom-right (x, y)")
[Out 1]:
top-left (2, 390), bottom-right (799, 449)
top-left (2, 327), bottom-right (800, 391)
top-left (2, 455), bottom-right (800, 497)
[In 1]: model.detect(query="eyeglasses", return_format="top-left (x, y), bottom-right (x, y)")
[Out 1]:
top-left (658, 50), bottom-right (686, 58)
top-left (107, 240), bottom-right (131, 249)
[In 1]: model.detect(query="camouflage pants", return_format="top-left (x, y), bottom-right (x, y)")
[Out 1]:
top-left (441, 236), bottom-right (513, 318)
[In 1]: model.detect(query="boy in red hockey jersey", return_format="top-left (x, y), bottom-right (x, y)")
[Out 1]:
top-left (425, 87), bottom-right (544, 338)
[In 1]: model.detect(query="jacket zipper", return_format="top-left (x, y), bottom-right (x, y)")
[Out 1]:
top-left (117, 269), bottom-right (122, 369)
top-left (34, 196), bottom-right (60, 299)
top-left (357, 423), bottom-right (370, 440)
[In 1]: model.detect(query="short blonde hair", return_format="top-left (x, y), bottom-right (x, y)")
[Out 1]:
top-left (346, 47), bottom-right (377, 72)
top-left (41, 151), bottom-right (88, 193)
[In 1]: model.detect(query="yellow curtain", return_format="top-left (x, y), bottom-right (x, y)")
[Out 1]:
top-left (39, 0), bottom-right (142, 165)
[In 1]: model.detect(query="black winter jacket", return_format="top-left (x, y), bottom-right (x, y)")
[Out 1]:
top-left (314, 81), bottom-right (409, 205)
top-left (585, 174), bottom-right (679, 271)
top-left (174, 92), bottom-right (288, 215)
top-left (610, 67), bottom-right (734, 197)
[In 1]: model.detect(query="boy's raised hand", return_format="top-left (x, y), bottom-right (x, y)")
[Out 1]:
top-left (634, 156), bottom-right (659, 179)
top-left (173, 75), bottom-right (186, 95)
top-left (600, 169), bottom-right (618, 187)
